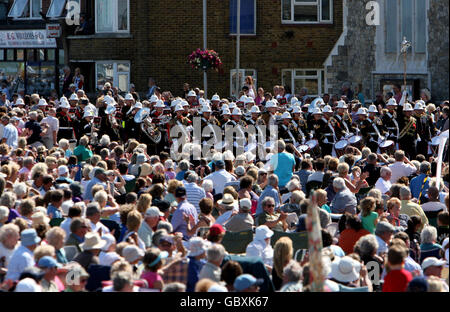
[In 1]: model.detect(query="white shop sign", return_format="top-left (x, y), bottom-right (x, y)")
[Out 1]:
top-left (0, 30), bottom-right (57, 48)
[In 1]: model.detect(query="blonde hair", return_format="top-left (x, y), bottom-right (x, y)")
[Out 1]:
top-left (34, 245), bottom-right (56, 263)
top-left (167, 180), bottom-right (182, 194)
top-left (273, 237), bottom-right (293, 279)
top-left (137, 193), bottom-right (153, 215)
top-left (45, 227), bottom-right (66, 247)
top-left (45, 156), bottom-right (57, 168)
top-left (126, 210), bottom-right (142, 231)
top-left (337, 163), bottom-right (350, 176)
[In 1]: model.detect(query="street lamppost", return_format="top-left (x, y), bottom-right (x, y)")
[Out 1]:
top-left (401, 36), bottom-right (411, 93)
top-left (235, 0), bottom-right (241, 100)
top-left (203, 0), bottom-right (208, 98)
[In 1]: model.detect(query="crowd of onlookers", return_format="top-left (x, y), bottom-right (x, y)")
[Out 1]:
top-left (0, 83), bottom-right (448, 292)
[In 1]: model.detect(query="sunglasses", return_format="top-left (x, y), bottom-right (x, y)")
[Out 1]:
top-left (266, 204), bottom-right (275, 207)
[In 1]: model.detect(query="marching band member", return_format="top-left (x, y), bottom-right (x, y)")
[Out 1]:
top-left (367, 104), bottom-right (386, 151)
top-left (291, 106), bottom-right (307, 143)
top-left (334, 100), bottom-right (354, 138)
top-left (413, 101), bottom-right (437, 157)
top-left (382, 98), bottom-right (400, 147)
top-left (398, 103), bottom-right (417, 159)
top-left (321, 105), bottom-right (338, 157)
top-left (57, 100), bottom-right (74, 142)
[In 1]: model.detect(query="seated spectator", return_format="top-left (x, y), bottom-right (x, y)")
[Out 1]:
top-left (360, 197), bottom-right (379, 234)
top-left (421, 257), bottom-right (449, 292)
top-left (198, 244), bottom-right (225, 282)
top-left (141, 247), bottom-right (167, 290)
top-left (246, 225), bottom-right (274, 270)
top-left (65, 218), bottom-right (90, 253)
top-left (421, 186), bottom-right (447, 212)
top-left (257, 197), bottom-right (288, 232)
top-left (375, 221), bottom-right (395, 257)
top-left (375, 167), bottom-right (392, 195)
top-left (437, 211), bottom-right (449, 245)
top-left (224, 198), bottom-right (254, 233)
top-left (338, 215), bottom-right (371, 255)
top-left (6, 229), bottom-right (40, 281)
top-left (330, 178), bottom-right (357, 215)
top-left (280, 260), bottom-right (303, 292)
top-left (295, 159), bottom-right (313, 193)
top-left (399, 186), bottom-right (429, 230)
top-left (73, 232), bottom-right (106, 270)
top-left (420, 226), bottom-right (442, 263)
top-left (386, 198), bottom-right (410, 229)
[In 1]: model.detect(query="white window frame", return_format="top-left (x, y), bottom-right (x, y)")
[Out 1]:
top-left (95, 61), bottom-right (130, 92)
top-left (47, 0), bottom-right (80, 19)
top-left (95, 0), bottom-right (130, 34)
top-left (385, 0), bottom-right (427, 55)
top-left (8, 0), bottom-right (42, 20)
top-left (282, 69), bottom-right (324, 97)
top-left (230, 69), bottom-right (257, 98)
top-left (281, 0), bottom-right (333, 24)
top-left (229, 0), bottom-right (257, 36)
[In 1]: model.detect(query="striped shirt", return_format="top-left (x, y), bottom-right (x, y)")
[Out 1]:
top-left (184, 182), bottom-right (206, 214)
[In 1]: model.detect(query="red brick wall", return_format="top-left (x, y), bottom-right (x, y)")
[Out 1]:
top-left (67, 0), bottom-right (343, 97)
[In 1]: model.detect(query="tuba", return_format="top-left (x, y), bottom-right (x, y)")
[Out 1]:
top-left (135, 108), bottom-right (161, 144)
top-left (141, 117), bottom-right (162, 144)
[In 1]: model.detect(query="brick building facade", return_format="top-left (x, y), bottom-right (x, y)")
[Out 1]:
top-left (1, 0), bottom-right (448, 102)
top-left (64, 0), bottom-right (343, 99)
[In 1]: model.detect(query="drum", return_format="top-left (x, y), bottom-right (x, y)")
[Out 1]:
top-left (305, 139), bottom-right (320, 157)
top-left (431, 136), bottom-right (441, 156)
top-left (298, 145), bottom-right (310, 153)
top-left (334, 140), bottom-right (348, 157)
top-left (379, 140), bottom-right (395, 155)
top-left (348, 135), bottom-right (363, 150)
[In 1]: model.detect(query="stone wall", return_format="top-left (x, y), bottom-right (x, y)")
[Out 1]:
top-left (428, 0), bottom-right (449, 102)
top-left (326, 0), bottom-right (376, 102)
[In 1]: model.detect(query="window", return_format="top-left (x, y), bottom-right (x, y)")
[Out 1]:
top-left (385, 0), bottom-right (426, 54)
top-left (229, 0), bottom-right (256, 35)
top-left (230, 69), bottom-right (257, 97)
top-left (96, 61), bottom-right (130, 91)
top-left (282, 0), bottom-right (332, 24)
top-left (8, 0), bottom-right (41, 19)
top-left (96, 0), bottom-right (129, 33)
top-left (282, 69), bottom-right (325, 97)
top-left (46, 0), bottom-right (80, 18)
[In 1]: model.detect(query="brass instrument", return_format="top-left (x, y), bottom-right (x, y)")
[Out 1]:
top-left (108, 112), bottom-right (121, 139)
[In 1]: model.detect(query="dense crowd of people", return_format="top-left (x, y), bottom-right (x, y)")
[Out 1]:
top-left (0, 78), bottom-right (448, 292)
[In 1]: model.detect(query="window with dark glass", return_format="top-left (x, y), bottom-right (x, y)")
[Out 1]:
top-left (230, 0), bottom-right (256, 35)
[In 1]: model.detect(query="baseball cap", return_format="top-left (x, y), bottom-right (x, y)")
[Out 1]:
top-left (233, 274), bottom-right (264, 291)
top-left (239, 198), bottom-right (252, 211)
top-left (94, 168), bottom-right (106, 176)
top-left (421, 257), bottom-right (446, 270)
top-left (159, 234), bottom-right (174, 245)
top-left (209, 224), bottom-right (225, 236)
top-left (38, 256), bottom-right (62, 269)
top-left (175, 186), bottom-right (187, 198)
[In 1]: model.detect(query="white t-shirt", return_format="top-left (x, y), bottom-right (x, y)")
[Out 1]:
top-left (388, 162), bottom-right (417, 183)
top-left (41, 116), bottom-right (59, 141)
top-left (375, 177), bottom-right (392, 195)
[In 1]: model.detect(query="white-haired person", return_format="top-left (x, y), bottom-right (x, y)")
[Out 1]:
top-left (375, 167), bottom-right (392, 195)
top-left (330, 177), bottom-right (357, 215)
top-left (73, 135), bottom-right (93, 164)
top-left (0, 223), bottom-right (20, 273)
top-left (164, 159), bottom-right (176, 181)
top-left (202, 179), bottom-right (214, 201)
top-left (281, 178), bottom-right (302, 204)
top-left (420, 226), bottom-right (443, 263)
top-left (58, 138), bottom-right (72, 158)
top-left (198, 244), bottom-right (226, 282)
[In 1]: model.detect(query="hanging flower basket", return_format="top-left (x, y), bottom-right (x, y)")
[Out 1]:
top-left (188, 49), bottom-right (223, 72)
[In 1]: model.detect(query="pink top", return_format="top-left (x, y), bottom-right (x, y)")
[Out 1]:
top-left (141, 271), bottom-right (163, 289)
